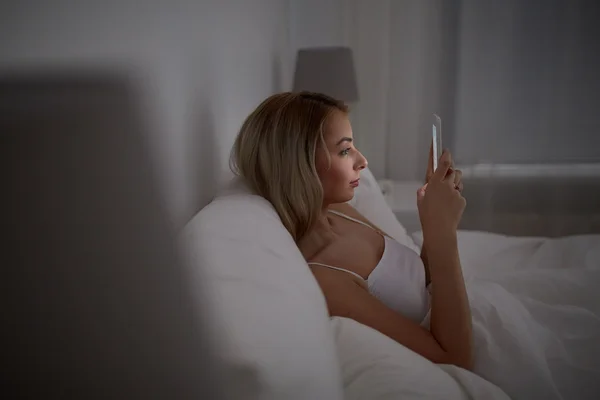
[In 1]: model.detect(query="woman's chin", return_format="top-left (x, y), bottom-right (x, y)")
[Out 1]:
top-left (325, 188), bottom-right (356, 205)
top-left (339, 189), bottom-right (356, 203)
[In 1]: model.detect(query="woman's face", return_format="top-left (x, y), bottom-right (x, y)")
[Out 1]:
top-left (316, 110), bottom-right (368, 205)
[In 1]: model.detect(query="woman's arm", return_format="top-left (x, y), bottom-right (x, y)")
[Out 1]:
top-left (422, 229), bottom-right (472, 369)
top-left (420, 182), bottom-right (463, 290)
top-left (417, 150), bottom-right (473, 369)
top-left (420, 242), bottom-right (432, 287)
top-left (421, 140), bottom-right (464, 289)
top-left (310, 265), bottom-right (473, 370)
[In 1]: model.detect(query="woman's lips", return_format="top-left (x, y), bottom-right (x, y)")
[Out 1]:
top-left (350, 179), bottom-right (360, 188)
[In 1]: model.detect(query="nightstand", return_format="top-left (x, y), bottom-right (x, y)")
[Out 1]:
top-left (377, 179), bottom-right (423, 234)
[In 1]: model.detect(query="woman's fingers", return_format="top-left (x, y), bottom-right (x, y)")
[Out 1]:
top-left (417, 183), bottom-right (428, 202)
top-left (454, 169), bottom-right (462, 183)
top-left (446, 170), bottom-right (457, 187)
top-left (430, 150), bottom-right (464, 192)
top-left (425, 140), bottom-right (434, 183)
top-left (453, 169), bottom-right (463, 192)
top-left (433, 150), bottom-right (452, 181)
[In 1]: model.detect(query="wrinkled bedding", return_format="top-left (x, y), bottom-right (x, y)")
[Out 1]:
top-left (332, 315), bottom-right (512, 400)
top-left (412, 230), bottom-right (600, 400)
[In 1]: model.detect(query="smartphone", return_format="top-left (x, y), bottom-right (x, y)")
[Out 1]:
top-left (432, 114), bottom-right (442, 171)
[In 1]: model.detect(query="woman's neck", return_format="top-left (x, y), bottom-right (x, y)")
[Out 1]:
top-left (296, 206), bottom-right (336, 260)
top-left (317, 206), bottom-right (333, 229)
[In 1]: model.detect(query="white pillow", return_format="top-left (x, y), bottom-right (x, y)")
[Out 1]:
top-left (179, 178), bottom-right (344, 400)
top-left (350, 168), bottom-right (421, 253)
top-left (331, 317), bottom-right (510, 400)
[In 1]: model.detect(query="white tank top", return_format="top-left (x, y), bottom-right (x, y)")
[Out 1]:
top-left (308, 209), bottom-right (431, 325)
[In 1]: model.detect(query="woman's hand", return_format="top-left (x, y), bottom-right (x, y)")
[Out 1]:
top-left (425, 142), bottom-right (463, 193)
top-left (417, 150), bottom-right (466, 234)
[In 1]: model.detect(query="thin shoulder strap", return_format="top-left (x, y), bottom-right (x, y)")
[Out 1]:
top-left (327, 209), bottom-right (376, 231)
top-left (307, 262), bottom-right (366, 281)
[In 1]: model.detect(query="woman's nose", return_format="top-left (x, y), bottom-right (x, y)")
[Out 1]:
top-left (356, 152), bottom-right (368, 170)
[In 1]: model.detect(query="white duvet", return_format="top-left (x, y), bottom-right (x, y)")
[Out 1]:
top-left (413, 230), bottom-right (600, 400)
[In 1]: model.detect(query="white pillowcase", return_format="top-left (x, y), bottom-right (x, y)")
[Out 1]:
top-left (349, 167), bottom-right (421, 253)
top-left (331, 317), bottom-right (510, 400)
top-left (177, 167), bottom-right (431, 399)
top-left (179, 178), bottom-right (344, 400)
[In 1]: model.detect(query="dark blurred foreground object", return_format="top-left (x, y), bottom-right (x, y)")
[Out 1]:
top-left (0, 71), bottom-right (224, 398)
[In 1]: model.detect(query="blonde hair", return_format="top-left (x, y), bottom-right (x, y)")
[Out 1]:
top-left (230, 91), bottom-right (348, 242)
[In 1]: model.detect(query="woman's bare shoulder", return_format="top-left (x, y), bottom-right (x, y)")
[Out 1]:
top-left (329, 202), bottom-right (368, 221)
top-left (329, 202), bottom-right (389, 236)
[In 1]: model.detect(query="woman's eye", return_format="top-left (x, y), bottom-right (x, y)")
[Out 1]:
top-left (340, 148), bottom-right (351, 156)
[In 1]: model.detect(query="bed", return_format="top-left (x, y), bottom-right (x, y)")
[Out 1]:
top-left (11, 69), bottom-right (596, 399)
top-left (180, 164), bottom-right (600, 399)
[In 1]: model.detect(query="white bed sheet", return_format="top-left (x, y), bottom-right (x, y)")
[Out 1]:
top-left (411, 230), bottom-right (600, 400)
top-left (332, 317), bottom-right (511, 400)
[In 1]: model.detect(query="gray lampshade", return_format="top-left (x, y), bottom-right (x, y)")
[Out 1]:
top-left (292, 46), bottom-right (359, 102)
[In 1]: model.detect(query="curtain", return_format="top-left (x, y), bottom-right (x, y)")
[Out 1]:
top-left (345, 0), bottom-right (600, 179)
top-left (453, 0), bottom-right (600, 165)
top-left (343, 0), bottom-right (600, 236)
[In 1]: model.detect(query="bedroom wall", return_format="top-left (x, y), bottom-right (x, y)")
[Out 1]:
top-left (288, 0), bottom-right (346, 50)
top-left (0, 0), bottom-right (291, 230)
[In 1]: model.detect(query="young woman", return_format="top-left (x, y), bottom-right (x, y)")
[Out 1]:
top-left (230, 91), bottom-right (473, 370)
top-left (229, 90), bottom-right (600, 400)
